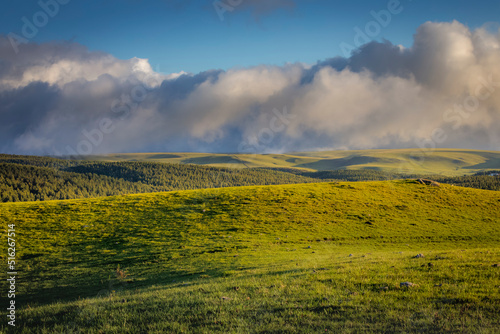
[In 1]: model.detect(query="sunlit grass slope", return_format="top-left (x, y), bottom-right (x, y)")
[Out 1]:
top-left (91, 149), bottom-right (500, 176)
top-left (1, 180), bottom-right (499, 333)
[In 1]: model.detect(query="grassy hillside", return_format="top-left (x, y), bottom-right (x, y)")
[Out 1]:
top-left (1, 154), bottom-right (499, 205)
top-left (2, 181), bottom-right (499, 333)
top-left (92, 149), bottom-right (500, 175)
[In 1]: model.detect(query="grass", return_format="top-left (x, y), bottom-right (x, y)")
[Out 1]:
top-left (1, 180), bottom-right (499, 333)
top-left (85, 148), bottom-right (500, 176)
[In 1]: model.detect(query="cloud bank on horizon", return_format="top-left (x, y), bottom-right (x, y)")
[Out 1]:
top-left (1, 20), bottom-right (500, 156)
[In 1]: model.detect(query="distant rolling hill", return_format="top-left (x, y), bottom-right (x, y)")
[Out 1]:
top-left (1, 150), bottom-right (499, 203)
top-left (88, 148), bottom-right (500, 176)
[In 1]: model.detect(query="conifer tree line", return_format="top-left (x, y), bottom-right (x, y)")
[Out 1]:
top-left (0, 155), bottom-right (324, 202)
top-left (430, 172), bottom-right (500, 191)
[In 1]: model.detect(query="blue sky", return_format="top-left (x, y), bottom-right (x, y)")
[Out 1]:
top-left (2, 0), bottom-right (499, 74)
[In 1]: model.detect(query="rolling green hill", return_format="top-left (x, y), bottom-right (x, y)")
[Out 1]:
top-left (1, 153), bottom-right (499, 203)
top-left (2, 181), bottom-right (499, 333)
top-left (91, 148), bottom-right (500, 176)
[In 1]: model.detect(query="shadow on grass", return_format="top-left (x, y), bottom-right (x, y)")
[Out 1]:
top-left (18, 264), bottom-right (313, 307)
